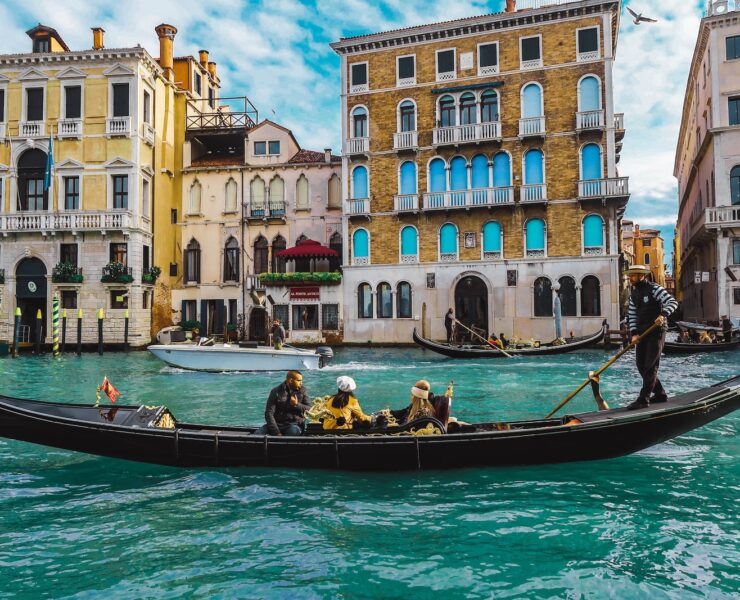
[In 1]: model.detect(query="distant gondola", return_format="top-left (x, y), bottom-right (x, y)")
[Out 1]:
top-left (0, 376), bottom-right (737, 470)
top-left (663, 338), bottom-right (740, 355)
top-left (412, 324), bottom-right (606, 359)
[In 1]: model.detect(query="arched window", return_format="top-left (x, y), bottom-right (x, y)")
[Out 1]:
top-left (352, 166), bottom-right (368, 199)
top-left (352, 106), bottom-right (367, 138)
top-left (400, 161), bottom-right (417, 195)
top-left (296, 174), bottom-right (309, 210)
top-left (429, 158), bottom-right (447, 192)
top-left (353, 229), bottom-right (369, 264)
top-left (522, 83), bottom-right (543, 118)
top-left (731, 166), bottom-right (740, 205)
top-left (269, 176), bottom-right (285, 215)
top-left (493, 152), bottom-right (511, 187)
top-left (272, 235), bottom-right (287, 273)
top-left (397, 282), bottom-right (412, 318)
top-left (439, 223), bottom-right (458, 260)
top-left (480, 90), bottom-right (499, 123)
top-left (482, 221), bottom-right (502, 259)
top-left (328, 174), bottom-right (341, 208)
top-left (439, 95), bottom-right (456, 127)
top-left (184, 238), bottom-right (201, 283)
top-left (525, 218), bottom-right (546, 257)
top-left (581, 275), bottom-right (601, 316)
top-left (524, 149), bottom-right (544, 184)
top-left (471, 154), bottom-right (489, 189)
top-left (400, 226), bottom-right (418, 259)
top-left (534, 277), bottom-right (552, 317)
top-left (460, 92), bottom-right (477, 125)
top-left (296, 233), bottom-right (308, 244)
top-left (450, 156), bottom-right (468, 191)
top-left (358, 283), bottom-right (373, 318)
top-left (557, 276), bottom-right (577, 316)
top-left (399, 100), bottom-right (416, 132)
top-left (579, 76), bottom-right (601, 112)
top-left (583, 214), bottom-right (605, 254)
top-left (253, 236), bottom-right (268, 274)
top-left (644, 252), bottom-right (651, 265)
top-left (580, 144), bottom-right (602, 180)
top-left (189, 180), bottom-right (201, 214)
top-left (225, 178), bottom-right (237, 212)
top-left (223, 237), bottom-right (240, 282)
top-left (377, 282), bottom-right (393, 318)
top-left (250, 177), bottom-right (265, 216)
top-left (329, 232), bottom-right (342, 271)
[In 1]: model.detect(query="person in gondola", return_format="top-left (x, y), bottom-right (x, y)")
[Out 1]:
top-left (721, 316), bottom-right (733, 343)
top-left (698, 330), bottom-right (712, 344)
top-left (488, 333), bottom-right (503, 349)
top-left (708, 330), bottom-right (719, 344)
top-left (322, 376), bottom-right (372, 430)
top-left (389, 380), bottom-right (451, 426)
top-left (444, 308), bottom-right (454, 343)
top-left (625, 265), bottom-right (678, 410)
top-left (257, 371), bottom-right (311, 436)
top-left (499, 333), bottom-right (509, 349)
top-left (678, 330), bottom-right (691, 343)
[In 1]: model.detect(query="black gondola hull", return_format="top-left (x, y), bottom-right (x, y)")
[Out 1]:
top-left (663, 339), bottom-right (740, 354)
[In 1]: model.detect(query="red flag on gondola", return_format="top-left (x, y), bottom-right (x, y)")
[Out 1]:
top-left (97, 376), bottom-right (121, 404)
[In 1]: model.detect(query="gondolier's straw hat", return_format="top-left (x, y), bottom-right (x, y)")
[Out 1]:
top-left (624, 264), bottom-right (651, 276)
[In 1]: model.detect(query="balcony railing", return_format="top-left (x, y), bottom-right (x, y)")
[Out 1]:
top-left (578, 177), bottom-right (629, 199)
top-left (347, 198), bottom-right (370, 215)
top-left (106, 117), bottom-right (132, 136)
top-left (400, 254), bottom-right (418, 264)
top-left (393, 131), bottom-right (418, 150)
top-left (245, 274), bottom-right (265, 291)
top-left (706, 206), bottom-right (740, 229)
top-left (344, 137), bottom-right (369, 154)
top-left (101, 265), bottom-right (133, 284)
top-left (245, 202), bottom-right (287, 219)
top-left (520, 184), bottom-right (547, 203)
top-left (423, 187), bottom-right (515, 210)
top-left (576, 110), bottom-right (605, 130)
top-left (614, 113), bottom-right (625, 130)
top-left (58, 119), bottom-right (82, 138)
top-left (394, 194), bottom-right (419, 212)
top-left (20, 121), bottom-right (45, 137)
top-left (397, 77), bottom-right (416, 87)
top-left (521, 58), bottom-right (543, 70)
top-left (0, 210), bottom-right (135, 233)
top-left (186, 96), bottom-right (259, 131)
top-left (519, 117), bottom-right (546, 137)
top-left (143, 123), bottom-right (155, 145)
top-left (433, 122), bottom-right (502, 146)
top-left (52, 266), bottom-right (83, 283)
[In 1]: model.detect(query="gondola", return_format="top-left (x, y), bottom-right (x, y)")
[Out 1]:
top-left (0, 375), bottom-right (737, 470)
top-left (663, 338), bottom-right (740, 355)
top-left (412, 324), bottom-right (606, 359)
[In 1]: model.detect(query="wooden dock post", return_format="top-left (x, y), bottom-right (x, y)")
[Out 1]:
top-left (12, 307), bottom-right (21, 358)
top-left (76, 309), bottom-right (83, 356)
top-left (34, 309), bottom-right (42, 355)
top-left (97, 308), bottom-right (104, 356)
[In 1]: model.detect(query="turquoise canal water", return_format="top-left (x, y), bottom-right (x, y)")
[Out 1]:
top-left (0, 348), bottom-right (738, 598)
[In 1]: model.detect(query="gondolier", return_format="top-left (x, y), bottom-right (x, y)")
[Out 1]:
top-left (625, 265), bottom-right (678, 410)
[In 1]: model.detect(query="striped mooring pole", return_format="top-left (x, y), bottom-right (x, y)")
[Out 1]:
top-left (52, 293), bottom-right (60, 357)
top-left (12, 307), bottom-right (21, 358)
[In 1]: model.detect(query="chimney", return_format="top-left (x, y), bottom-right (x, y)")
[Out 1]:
top-left (324, 148), bottom-right (332, 163)
top-left (207, 61), bottom-right (217, 80)
top-left (92, 27), bottom-right (105, 50)
top-left (506, 0), bottom-right (516, 12)
top-left (155, 23), bottom-right (178, 80)
top-left (198, 49), bottom-right (209, 68)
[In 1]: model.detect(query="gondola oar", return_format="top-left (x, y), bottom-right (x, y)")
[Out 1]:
top-left (545, 321), bottom-right (662, 418)
top-left (453, 318), bottom-right (512, 358)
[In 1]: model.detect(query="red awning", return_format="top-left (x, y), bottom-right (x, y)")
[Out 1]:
top-left (277, 239), bottom-right (338, 259)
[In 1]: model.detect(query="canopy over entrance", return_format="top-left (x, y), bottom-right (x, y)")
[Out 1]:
top-left (277, 239), bottom-right (338, 259)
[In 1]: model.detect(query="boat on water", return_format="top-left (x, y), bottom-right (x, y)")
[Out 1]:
top-left (148, 341), bottom-right (334, 372)
top-left (663, 338), bottom-right (740, 355)
top-left (412, 324), bottom-right (606, 359)
top-left (0, 376), bottom-right (737, 470)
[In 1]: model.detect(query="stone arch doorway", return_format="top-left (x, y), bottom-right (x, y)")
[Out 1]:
top-left (454, 275), bottom-right (488, 341)
top-left (16, 257), bottom-right (47, 340)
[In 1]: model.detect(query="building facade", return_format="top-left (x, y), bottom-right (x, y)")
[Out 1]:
top-left (674, 0), bottom-right (740, 322)
top-left (0, 24), bottom-right (181, 347)
top-left (632, 227), bottom-right (667, 287)
top-left (332, 0), bottom-right (629, 343)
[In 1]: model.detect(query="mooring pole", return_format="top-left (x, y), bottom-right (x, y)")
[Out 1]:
top-left (52, 293), bottom-right (60, 358)
top-left (12, 307), bottom-right (21, 358)
top-left (97, 308), bottom-right (104, 356)
top-left (61, 309), bottom-right (67, 354)
top-left (124, 309), bottom-right (129, 353)
top-left (34, 309), bottom-right (42, 355)
top-left (76, 309), bottom-right (83, 356)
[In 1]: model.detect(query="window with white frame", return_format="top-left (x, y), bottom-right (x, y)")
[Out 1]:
top-left (112, 175), bottom-right (128, 209)
top-left (143, 89), bottom-right (151, 124)
top-left (189, 180), bottom-right (201, 214)
top-left (577, 27), bottom-right (600, 61)
top-left (397, 55), bottom-right (416, 86)
top-left (296, 174), bottom-right (309, 211)
top-left (63, 176), bottom-right (80, 210)
top-left (26, 87), bottom-right (44, 121)
top-left (436, 49), bottom-right (456, 81)
top-left (478, 42), bottom-right (499, 75)
top-left (63, 85), bottom-right (82, 119)
top-left (225, 178), bottom-right (237, 213)
top-left (194, 72), bottom-right (202, 95)
top-left (520, 36), bottom-right (542, 69)
top-left (112, 83), bottom-right (129, 117)
top-left (142, 178), bottom-right (151, 219)
top-left (350, 62), bottom-right (368, 93)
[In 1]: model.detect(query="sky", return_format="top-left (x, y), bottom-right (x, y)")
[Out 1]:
top-left (0, 0), bottom-right (710, 269)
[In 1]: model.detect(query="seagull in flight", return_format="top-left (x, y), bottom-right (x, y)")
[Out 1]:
top-left (627, 7), bottom-right (657, 24)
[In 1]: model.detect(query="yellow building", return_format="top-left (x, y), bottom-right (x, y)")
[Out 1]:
top-left (633, 227), bottom-right (666, 287)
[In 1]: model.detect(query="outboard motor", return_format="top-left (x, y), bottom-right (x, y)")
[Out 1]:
top-left (316, 346), bottom-right (334, 368)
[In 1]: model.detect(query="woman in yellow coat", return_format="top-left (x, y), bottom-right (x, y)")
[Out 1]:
top-left (322, 376), bottom-right (372, 430)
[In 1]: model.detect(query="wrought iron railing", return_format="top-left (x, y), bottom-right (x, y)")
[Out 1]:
top-left (101, 265), bottom-right (133, 283)
top-left (52, 265), bottom-right (83, 283)
top-left (186, 96), bottom-right (258, 131)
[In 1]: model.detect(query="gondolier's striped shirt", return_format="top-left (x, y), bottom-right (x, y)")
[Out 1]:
top-left (628, 281), bottom-right (678, 334)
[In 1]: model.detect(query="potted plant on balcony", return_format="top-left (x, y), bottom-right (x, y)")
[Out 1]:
top-left (101, 261), bottom-right (133, 283)
top-left (52, 261), bottom-right (84, 283)
top-left (142, 265), bottom-right (162, 284)
top-left (179, 319), bottom-right (202, 341)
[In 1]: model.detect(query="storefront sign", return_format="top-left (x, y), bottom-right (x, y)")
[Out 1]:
top-left (290, 286), bottom-right (320, 301)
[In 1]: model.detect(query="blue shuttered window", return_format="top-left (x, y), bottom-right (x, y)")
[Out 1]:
top-left (526, 219), bottom-right (545, 250)
top-left (583, 215), bottom-right (604, 248)
top-left (483, 221), bottom-right (502, 252)
top-left (471, 155), bottom-right (489, 189)
top-left (400, 161), bottom-right (417, 194)
top-left (580, 144), bottom-right (602, 180)
top-left (353, 229), bottom-right (369, 258)
top-left (493, 152), bottom-right (511, 187)
top-left (522, 84), bottom-right (542, 118)
top-left (400, 226), bottom-right (418, 256)
top-left (429, 158), bottom-right (447, 192)
top-left (439, 223), bottom-right (457, 255)
top-left (352, 166), bottom-right (368, 199)
top-left (579, 76), bottom-right (600, 111)
top-left (524, 149), bottom-right (544, 184)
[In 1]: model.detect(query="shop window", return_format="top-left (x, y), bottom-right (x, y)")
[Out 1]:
top-left (292, 304), bottom-right (319, 330)
top-left (273, 305), bottom-right (290, 329)
top-left (322, 304), bottom-right (339, 330)
top-left (110, 290), bottom-right (128, 310)
top-left (61, 290), bottom-right (77, 310)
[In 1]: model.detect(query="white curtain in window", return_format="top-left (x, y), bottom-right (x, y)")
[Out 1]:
top-left (328, 174), bottom-right (341, 208)
top-left (189, 180), bottom-right (201, 214)
top-left (250, 177), bottom-right (265, 209)
top-left (296, 174), bottom-right (309, 210)
top-left (270, 176), bottom-right (285, 205)
top-left (225, 178), bottom-right (237, 212)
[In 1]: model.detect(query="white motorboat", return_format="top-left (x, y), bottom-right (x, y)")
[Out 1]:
top-left (148, 341), bottom-right (333, 372)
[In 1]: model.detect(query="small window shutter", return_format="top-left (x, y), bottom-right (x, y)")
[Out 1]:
top-left (0, 89), bottom-right (5, 122)
top-left (480, 44), bottom-right (498, 67)
top-left (200, 300), bottom-right (208, 335)
top-left (578, 28), bottom-right (598, 53)
top-left (27, 88), bottom-right (44, 121)
top-left (215, 300), bottom-right (226, 335)
top-left (437, 50), bottom-right (454, 73)
top-left (181, 300), bottom-right (187, 322)
top-left (521, 37), bottom-right (541, 61)
top-left (351, 63), bottom-right (367, 86)
top-left (398, 56), bottom-right (414, 79)
top-left (65, 86), bottom-right (81, 119)
top-left (112, 83), bottom-right (129, 117)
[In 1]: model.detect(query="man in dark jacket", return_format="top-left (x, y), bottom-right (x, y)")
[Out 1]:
top-left (257, 371), bottom-right (311, 435)
top-left (625, 265), bottom-right (678, 410)
top-left (271, 319), bottom-right (286, 350)
top-left (444, 308), bottom-right (454, 343)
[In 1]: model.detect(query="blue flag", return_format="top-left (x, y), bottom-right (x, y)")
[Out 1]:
top-left (43, 136), bottom-right (53, 191)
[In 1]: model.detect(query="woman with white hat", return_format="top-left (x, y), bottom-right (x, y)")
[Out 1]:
top-left (322, 376), bottom-right (372, 430)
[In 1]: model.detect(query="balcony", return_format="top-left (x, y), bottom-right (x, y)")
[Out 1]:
top-left (614, 113), bottom-right (625, 140)
top-left (393, 131), bottom-right (418, 151)
top-left (521, 58), bottom-right (543, 70)
top-left (344, 137), bottom-right (369, 155)
top-left (57, 119), bottom-right (82, 139)
top-left (578, 177), bottom-right (629, 200)
top-left (186, 96), bottom-right (258, 133)
top-left (400, 254), bottom-right (418, 264)
top-left (520, 184), bottom-right (547, 203)
top-left (106, 117), bottom-right (132, 137)
top-left (347, 198), bottom-right (370, 216)
top-left (432, 122), bottom-right (502, 146)
top-left (20, 121), bottom-right (45, 137)
top-left (244, 202), bottom-right (287, 221)
top-left (245, 274), bottom-right (265, 291)
top-left (259, 272), bottom-right (342, 286)
top-left (0, 210), bottom-right (135, 234)
top-left (394, 194), bottom-right (419, 212)
top-left (519, 117), bottom-right (546, 138)
top-left (101, 265), bottom-right (133, 284)
top-left (423, 187), bottom-right (515, 210)
top-left (577, 50), bottom-right (600, 63)
top-left (143, 123), bottom-right (155, 146)
top-left (576, 110), bottom-right (605, 131)
top-left (52, 265), bottom-right (83, 284)
top-left (706, 206), bottom-right (740, 229)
